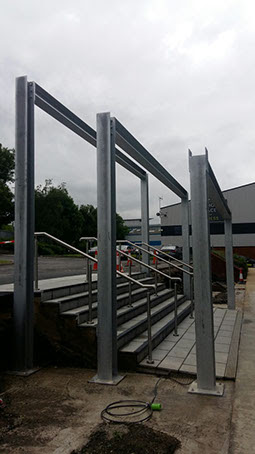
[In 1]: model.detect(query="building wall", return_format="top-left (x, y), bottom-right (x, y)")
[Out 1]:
top-left (160, 183), bottom-right (255, 252)
top-left (124, 219), bottom-right (161, 246)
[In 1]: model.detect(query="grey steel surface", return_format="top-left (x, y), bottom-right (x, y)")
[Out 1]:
top-left (13, 76), bottom-right (35, 371)
top-left (87, 260), bottom-right (93, 324)
top-left (141, 174), bottom-right (150, 271)
top-left (205, 148), bottom-right (231, 220)
top-left (34, 83), bottom-right (146, 180)
top-left (189, 153), bottom-right (216, 391)
top-left (181, 197), bottom-right (191, 297)
top-left (225, 218), bottom-right (235, 309)
top-left (146, 291), bottom-right (154, 364)
top-left (34, 238), bottom-right (39, 291)
top-left (173, 283), bottom-right (179, 336)
top-left (114, 118), bottom-right (188, 198)
top-left (96, 113), bottom-right (118, 382)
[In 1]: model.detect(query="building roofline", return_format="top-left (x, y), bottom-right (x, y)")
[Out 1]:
top-left (161, 181), bottom-right (255, 210)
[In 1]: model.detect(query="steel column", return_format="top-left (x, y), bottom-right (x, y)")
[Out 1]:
top-left (91, 113), bottom-right (122, 384)
top-left (141, 174), bottom-right (150, 274)
top-left (225, 217), bottom-right (235, 309)
top-left (13, 77), bottom-right (35, 372)
top-left (181, 197), bottom-right (191, 298)
top-left (189, 154), bottom-right (216, 392)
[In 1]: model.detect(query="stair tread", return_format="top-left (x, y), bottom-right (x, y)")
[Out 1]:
top-left (76, 288), bottom-right (172, 325)
top-left (62, 285), bottom-right (167, 317)
top-left (43, 276), bottom-right (156, 305)
top-left (119, 300), bottom-right (191, 353)
top-left (117, 294), bottom-right (184, 332)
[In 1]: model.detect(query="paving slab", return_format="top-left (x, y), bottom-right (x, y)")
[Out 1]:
top-left (139, 306), bottom-right (242, 379)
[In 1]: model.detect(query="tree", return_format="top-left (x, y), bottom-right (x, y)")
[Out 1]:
top-left (35, 181), bottom-right (82, 245)
top-left (0, 144), bottom-right (15, 228)
top-left (116, 213), bottom-right (129, 240)
top-left (79, 205), bottom-right (128, 240)
top-left (79, 204), bottom-right (97, 238)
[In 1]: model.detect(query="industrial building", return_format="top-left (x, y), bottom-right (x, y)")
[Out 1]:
top-left (160, 182), bottom-right (255, 258)
top-left (124, 219), bottom-right (161, 246)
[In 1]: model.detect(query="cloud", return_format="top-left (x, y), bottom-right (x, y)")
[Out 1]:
top-left (1, 0), bottom-right (255, 221)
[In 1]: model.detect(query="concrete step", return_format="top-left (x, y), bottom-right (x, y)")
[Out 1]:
top-left (119, 299), bottom-right (191, 367)
top-left (117, 294), bottom-right (187, 349)
top-left (40, 271), bottom-right (146, 302)
top-left (78, 287), bottom-right (174, 327)
top-left (42, 275), bottom-right (152, 313)
top-left (62, 283), bottom-right (167, 324)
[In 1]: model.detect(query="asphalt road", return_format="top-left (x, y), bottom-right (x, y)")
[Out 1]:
top-left (0, 255), bottom-right (89, 285)
top-left (0, 254), bottom-right (133, 285)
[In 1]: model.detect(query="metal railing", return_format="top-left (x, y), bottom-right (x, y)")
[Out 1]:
top-left (142, 241), bottom-right (193, 273)
top-left (35, 232), bottom-right (190, 365)
top-left (34, 232), bottom-right (155, 325)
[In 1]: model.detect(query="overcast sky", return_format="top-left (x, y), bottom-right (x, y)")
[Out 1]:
top-left (1, 0), bottom-right (255, 222)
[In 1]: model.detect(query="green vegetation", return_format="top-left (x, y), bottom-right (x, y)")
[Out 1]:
top-left (0, 144), bottom-right (15, 229)
top-left (35, 180), bottom-right (128, 255)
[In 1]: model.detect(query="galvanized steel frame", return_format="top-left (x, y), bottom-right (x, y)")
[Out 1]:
top-left (14, 76), bottom-right (148, 373)
top-left (189, 150), bottom-right (234, 395)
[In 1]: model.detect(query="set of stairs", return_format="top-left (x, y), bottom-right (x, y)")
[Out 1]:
top-left (37, 271), bottom-right (192, 369)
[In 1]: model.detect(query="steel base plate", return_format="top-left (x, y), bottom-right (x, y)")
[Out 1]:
top-left (6, 368), bottom-right (40, 377)
top-left (188, 380), bottom-right (225, 396)
top-left (89, 374), bottom-right (125, 386)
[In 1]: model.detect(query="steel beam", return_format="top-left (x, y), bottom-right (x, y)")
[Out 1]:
top-left (225, 217), bottom-right (235, 309)
top-left (115, 118), bottom-right (188, 199)
top-left (91, 112), bottom-right (122, 385)
top-left (206, 149), bottom-right (231, 220)
top-left (181, 197), bottom-right (191, 298)
top-left (189, 153), bottom-right (218, 393)
top-left (13, 77), bottom-right (35, 372)
top-left (141, 174), bottom-right (150, 273)
top-left (34, 83), bottom-right (146, 180)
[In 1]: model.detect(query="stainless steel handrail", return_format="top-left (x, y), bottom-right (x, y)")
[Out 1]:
top-left (34, 232), bottom-right (155, 323)
top-left (142, 241), bottom-right (193, 271)
top-left (119, 249), bottom-right (181, 295)
top-left (35, 232), bottom-right (183, 365)
top-left (117, 239), bottom-right (193, 276)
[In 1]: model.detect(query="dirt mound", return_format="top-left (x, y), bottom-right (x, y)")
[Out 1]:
top-left (72, 422), bottom-right (180, 454)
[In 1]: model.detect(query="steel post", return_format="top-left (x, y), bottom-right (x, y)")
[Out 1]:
top-left (87, 260), bottom-right (94, 324)
top-left (173, 283), bottom-right (179, 336)
top-left (189, 276), bottom-right (194, 319)
top-left (154, 258), bottom-right (158, 295)
top-left (141, 174), bottom-right (150, 274)
top-left (13, 77), bottom-right (35, 373)
top-left (181, 197), bottom-right (191, 298)
top-left (91, 113), bottom-right (122, 385)
top-left (225, 217), bottom-right (235, 309)
top-left (128, 260), bottom-right (133, 307)
top-left (34, 237), bottom-right (39, 291)
top-left (189, 154), bottom-right (217, 393)
top-left (146, 291), bottom-right (154, 364)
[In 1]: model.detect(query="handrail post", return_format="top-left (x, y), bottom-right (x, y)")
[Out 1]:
top-left (86, 240), bottom-right (90, 283)
top-left (190, 276), bottom-right (194, 319)
top-left (87, 260), bottom-right (94, 324)
top-left (34, 236), bottom-right (39, 291)
top-left (146, 291), bottom-right (154, 364)
top-left (168, 263), bottom-right (172, 289)
top-left (173, 283), bottom-right (179, 337)
top-left (139, 248), bottom-right (142, 272)
top-left (128, 260), bottom-right (133, 307)
top-left (154, 258), bottom-right (158, 295)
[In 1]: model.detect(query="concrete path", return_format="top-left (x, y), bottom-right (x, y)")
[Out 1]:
top-left (139, 307), bottom-right (241, 379)
top-left (229, 268), bottom-right (255, 453)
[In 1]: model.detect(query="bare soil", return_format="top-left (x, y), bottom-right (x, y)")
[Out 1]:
top-left (72, 423), bottom-right (180, 454)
